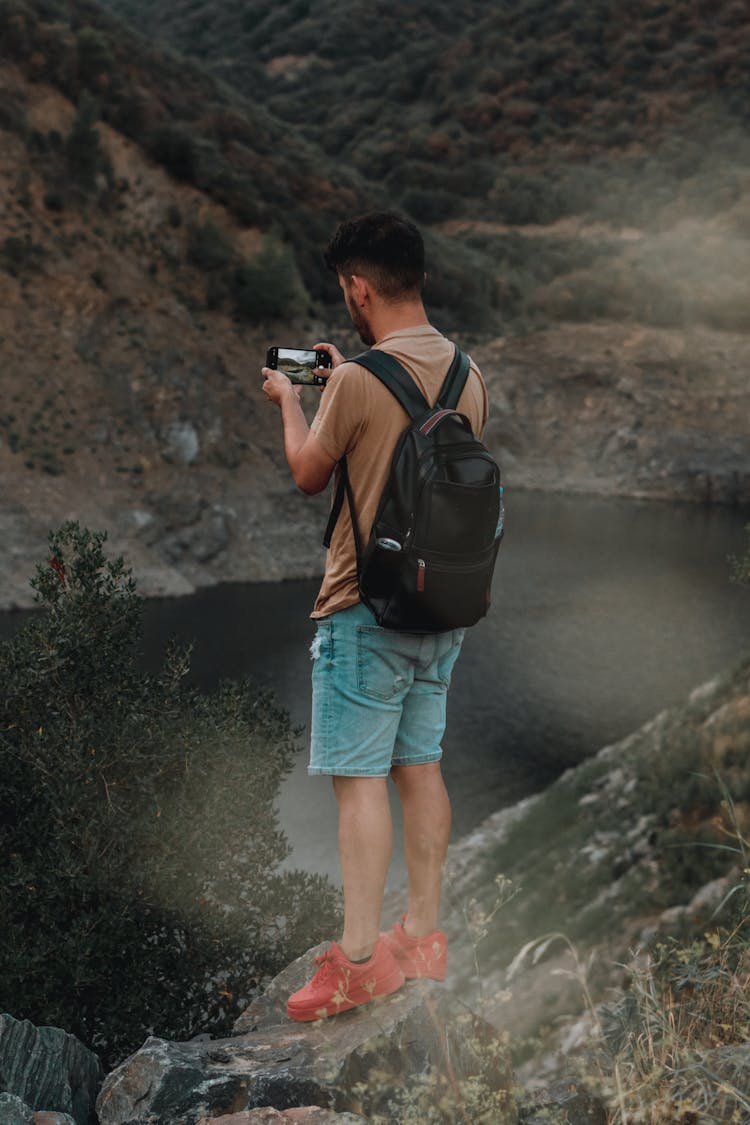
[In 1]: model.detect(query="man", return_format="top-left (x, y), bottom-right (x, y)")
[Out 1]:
top-left (261, 212), bottom-right (488, 1021)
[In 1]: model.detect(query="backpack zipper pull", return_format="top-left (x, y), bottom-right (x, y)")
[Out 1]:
top-left (417, 558), bottom-right (426, 592)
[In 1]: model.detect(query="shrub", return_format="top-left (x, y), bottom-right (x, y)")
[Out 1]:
top-left (0, 523), bottom-right (339, 1068)
top-left (231, 236), bottom-right (304, 322)
top-left (401, 186), bottom-right (457, 225)
top-left (65, 91), bottom-right (112, 190)
top-left (729, 527), bottom-right (750, 587)
top-left (602, 848), bottom-right (750, 1121)
top-left (149, 123), bottom-right (200, 184)
top-left (75, 26), bottom-right (114, 92)
top-left (0, 0), bottom-right (37, 59)
top-left (0, 93), bottom-right (27, 135)
top-left (1, 234), bottom-right (44, 277)
top-left (187, 217), bottom-right (233, 271)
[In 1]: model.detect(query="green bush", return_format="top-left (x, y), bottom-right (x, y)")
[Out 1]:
top-left (187, 217), bottom-right (233, 271)
top-left (65, 91), bottom-right (112, 190)
top-left (75, 26), bottom-right (115, 92)
top-left (730, 526), bottom-right (750, 587)
top-left (0, 0), bottom-right (37, 58)
top-left (148, 123), bottom-right (200, 184)
top-left (401, 186), bottom-right (457, 225)
top-left (0, 523), bottom-right (339, 1068)
top-left (231, 236), bottom-right (303, 322)
top-left (1, 234), bottom-right (44, 277)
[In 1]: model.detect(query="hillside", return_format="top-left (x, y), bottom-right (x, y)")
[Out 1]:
top-left (101, 0), bottom-right (750, 222)
top-left (1, 0), bottom-right (749, 610)
top-left (99, 0), bottom-right (750, 337)
top-left (436, 652), bottom-right (750, 1115)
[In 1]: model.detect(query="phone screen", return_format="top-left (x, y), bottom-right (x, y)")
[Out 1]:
top-left (274, 348), bottom-right (329, 384)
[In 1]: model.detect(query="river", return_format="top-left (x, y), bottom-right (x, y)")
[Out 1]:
top-left (2, 492), bottom-right (749, 885)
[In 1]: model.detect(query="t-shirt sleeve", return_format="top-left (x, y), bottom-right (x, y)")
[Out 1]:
top-left (460, 360), bottom-right (489, 439)
top-left (310, 362), bottom-right (367, 462)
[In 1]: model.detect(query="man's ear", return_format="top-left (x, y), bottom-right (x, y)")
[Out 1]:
top-left (349, 273), bottom-right (370, 307)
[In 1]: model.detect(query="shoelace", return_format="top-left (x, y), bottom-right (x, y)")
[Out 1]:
top-left (311, 950), bottom-right (340, 984)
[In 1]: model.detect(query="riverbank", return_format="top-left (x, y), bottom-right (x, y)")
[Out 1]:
top-left (2, 322), bottom-right (749, 610)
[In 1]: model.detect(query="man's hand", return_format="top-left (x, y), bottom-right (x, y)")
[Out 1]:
top-left (313, 341), bottom-right (346, 369)
top-left (261, 367), bottom-right (301, 406)
top-left (260, 363), bottom-right (336, 495)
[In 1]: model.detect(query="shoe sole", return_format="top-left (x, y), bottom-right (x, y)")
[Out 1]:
top-left (287, 965), bottom-right (405, 1022)
top-left (399, 964), bottom-right (446, 981)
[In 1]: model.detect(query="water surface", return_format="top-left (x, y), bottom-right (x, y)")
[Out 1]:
top-left (3, 493), bottom-right (749, 883)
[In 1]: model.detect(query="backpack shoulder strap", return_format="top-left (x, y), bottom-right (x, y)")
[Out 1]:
top-left (321, 347), bottom-right (468, 553)
top-left (322, 349), bottom-right (425, 553)
top-left (437, 346), bottom-right (471, 409)
top-left (322, 454), bottom-right (362, 558)
top-left (351, 349), bottom-right (429, 418)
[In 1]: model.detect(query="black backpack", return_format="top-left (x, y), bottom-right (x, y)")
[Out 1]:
top-left (323, 345), bottom-right (503, 633)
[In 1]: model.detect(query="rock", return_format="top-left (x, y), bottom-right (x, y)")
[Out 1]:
top-left (0, 1015), bottom-right (102, 1125)
top-left (98, 944), bottom-right (516, 1125)
top-left (162, 420), bottom-right (200, 465)
top-left (201, 1110), bottom-right (365, 1123)
top-left (517, 1079), bottom-right (607, 1124)
top-left (0, 1094), bottom-right (33, 1125)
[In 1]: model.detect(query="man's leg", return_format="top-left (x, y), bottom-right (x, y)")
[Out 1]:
top-left (287, 769), bottom-right (404, 1020)
top-left (390, 760), bottom-right (451, 938)
top-left (333, 775), bottom-right (393, 961)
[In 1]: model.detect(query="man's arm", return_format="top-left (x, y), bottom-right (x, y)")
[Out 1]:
top-left (261, 367), bottom-right (336, 495)
top-left (262, 341), bottom-right (349, 494)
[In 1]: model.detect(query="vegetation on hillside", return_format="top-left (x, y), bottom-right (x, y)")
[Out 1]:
top-left (606, 873), bottom-right (750, 1122)
top-left (3, 0), bottom-right (750, 334)
top-left (450, 644), bottom-right (750, 1119)
top-left (730, 527), bottom-right (750, 587)
top-left (0, 522), bottom-right (340, 1068)
top-left (1, 0), bottom-right (504, 328)
top-left (89, 0), bottom-right (750, 334)
top-left (102, 0), bottom-right (750, 224)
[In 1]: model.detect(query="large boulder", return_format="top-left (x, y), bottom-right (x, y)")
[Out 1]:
top-left (0, 1093), bottom-right (75, 1125)
top-left (0, 1016), bottom-right (102, 1125)
top-left (98, 944), bottom-right (516, 1124)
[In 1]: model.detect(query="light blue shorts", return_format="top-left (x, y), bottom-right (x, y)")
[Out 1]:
top-left (309, 602), bottom-right (465, 777)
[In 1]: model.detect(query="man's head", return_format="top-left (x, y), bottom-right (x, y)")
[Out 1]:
top-left (325, 212), bottom-right (425, 300)
top-left (324, 212), bottom-right (426, 344)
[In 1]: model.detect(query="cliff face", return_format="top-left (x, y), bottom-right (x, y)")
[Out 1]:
top-left (2, 57), bottom-right (749, 610)
top-left (480, 322), bottom-right (750, 505)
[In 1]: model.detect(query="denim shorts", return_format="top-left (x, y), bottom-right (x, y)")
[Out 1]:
top-left (309, 601), bottom-right (465, 777)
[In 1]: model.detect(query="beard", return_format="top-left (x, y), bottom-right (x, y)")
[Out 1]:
top-left (349, 301), bottom-right (376, 347)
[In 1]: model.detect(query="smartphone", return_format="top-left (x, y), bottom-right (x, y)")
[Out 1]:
top-left (266, 347), bottom-right (332, 385)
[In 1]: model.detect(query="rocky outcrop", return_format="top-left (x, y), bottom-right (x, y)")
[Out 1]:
top-left (0, 1015), bottom-right (102, 1125)
top-left (97, 944), bottom-right (516, 1124)
top-left (480, 323), bottom-right (750, 506)
top-left (516, 1081), bottom-right (607, 1125)
top-left (413, 655), bottom-right (750, 1112)
top-left (0, 1093), bottom-right (75, 1125)
top-left (196, 1112), bottom-right (365, 1124)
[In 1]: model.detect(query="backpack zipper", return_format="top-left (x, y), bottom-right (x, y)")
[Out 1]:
top-left (413, 541), bottom-right (499, 589)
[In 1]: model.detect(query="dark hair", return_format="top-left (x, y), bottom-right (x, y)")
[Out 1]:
top-left (324, 212), bottom-right (425, 300)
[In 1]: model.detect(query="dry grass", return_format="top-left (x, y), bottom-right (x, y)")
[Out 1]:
top-left (506, 786), bottom-right (750, 1123)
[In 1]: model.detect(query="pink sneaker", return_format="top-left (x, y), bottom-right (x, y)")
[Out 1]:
top-left (387, 915), bottom-right (447, 981)
top-left (287, 936), bottom-right (405, 1022)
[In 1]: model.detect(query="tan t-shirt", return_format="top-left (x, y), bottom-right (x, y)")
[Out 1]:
top-left (310, 324), bottom-right (489, 618)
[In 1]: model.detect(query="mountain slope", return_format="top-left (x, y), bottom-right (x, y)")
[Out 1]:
top-left (101, 0), bottom-right (750, 228)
